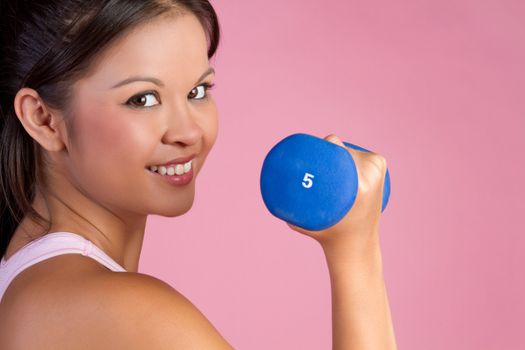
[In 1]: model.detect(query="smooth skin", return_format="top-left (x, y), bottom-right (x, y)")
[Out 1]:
top-left (0, 9), bottom-right (397, 350)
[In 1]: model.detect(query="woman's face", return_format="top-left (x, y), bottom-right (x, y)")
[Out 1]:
top-left (63, 12), bottom-right (217, 219)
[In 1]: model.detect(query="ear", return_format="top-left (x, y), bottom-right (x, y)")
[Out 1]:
top-left (13, 87), bottom-right (67, 152)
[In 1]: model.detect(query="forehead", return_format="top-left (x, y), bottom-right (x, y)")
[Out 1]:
top-left (80, 12), bottom-right (209, 86)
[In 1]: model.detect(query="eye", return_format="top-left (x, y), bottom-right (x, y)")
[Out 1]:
top-left (188, 83), bottom-right (215, 100)
top-left (125, 92), bottom-right (160, 108)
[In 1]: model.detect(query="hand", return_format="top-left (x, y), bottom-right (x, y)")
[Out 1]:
top-left (287, 133), bottom-right (388, 252)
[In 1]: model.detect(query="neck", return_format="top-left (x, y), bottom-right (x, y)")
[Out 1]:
top-left (15, 185), bottom-right (148, 273)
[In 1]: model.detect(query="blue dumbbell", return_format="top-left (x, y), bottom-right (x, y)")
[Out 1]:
top-left (260, 133), bottom-right (391, 231)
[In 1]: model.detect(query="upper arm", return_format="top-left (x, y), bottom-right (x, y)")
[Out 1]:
top-left (101, 273), bottom-right (234, 350)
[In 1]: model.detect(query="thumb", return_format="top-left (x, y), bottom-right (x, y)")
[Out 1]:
top-left (324, 133), bottom-right (345, 148)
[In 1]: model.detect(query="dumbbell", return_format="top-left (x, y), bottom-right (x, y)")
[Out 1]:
top-left (259, 133), bottom-right (391, 231)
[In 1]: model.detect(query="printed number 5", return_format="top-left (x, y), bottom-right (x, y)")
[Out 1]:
top-left (302, 173), bottom-right (315, 189)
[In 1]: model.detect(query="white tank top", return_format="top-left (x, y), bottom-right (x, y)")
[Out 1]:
top-left (0, 231), bottom-right (126, 303)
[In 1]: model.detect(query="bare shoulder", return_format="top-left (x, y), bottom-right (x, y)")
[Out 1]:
top-left (0, 255), bottom-right (233, 350)
top-left (105, 271), bottom-right (234, 349)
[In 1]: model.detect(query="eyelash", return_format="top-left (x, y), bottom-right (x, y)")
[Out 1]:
top-left (125, 82), bottom-right (215, 108)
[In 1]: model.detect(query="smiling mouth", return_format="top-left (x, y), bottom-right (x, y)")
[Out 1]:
top-left (146, 159), bottom-right (193, 176)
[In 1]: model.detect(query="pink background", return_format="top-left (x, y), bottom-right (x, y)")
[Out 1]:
top-left (139, 1), bottom-right (525, 349)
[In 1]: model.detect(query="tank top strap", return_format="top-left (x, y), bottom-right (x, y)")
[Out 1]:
top-left (0, 231), bottom-right (126, 303)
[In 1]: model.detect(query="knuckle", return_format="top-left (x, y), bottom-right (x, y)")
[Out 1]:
top-left (370, 153), bottom-right (387, 171)
top-left (358, 153), bottom-right (387, 185)
top-left (376, 154), bottom-right (388, 170)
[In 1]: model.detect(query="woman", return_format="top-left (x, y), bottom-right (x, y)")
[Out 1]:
top-left (0, 0), bottom-right (397, 348)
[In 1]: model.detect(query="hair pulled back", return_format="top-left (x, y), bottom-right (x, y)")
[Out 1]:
top-left (0, 0), bottom-right (221, 258)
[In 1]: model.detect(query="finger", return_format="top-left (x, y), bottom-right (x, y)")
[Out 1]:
top-left (324, 133), bottom-right (346, 148)
top-left (286, 222), bottom-right (311, 235)
top-left (287, 222), bottom-right (321, 235)
top-left (324, 133), bottom-right (364, 162)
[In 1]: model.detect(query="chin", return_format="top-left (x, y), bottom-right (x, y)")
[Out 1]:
top-left (155, 196), bottom-right (195, 218)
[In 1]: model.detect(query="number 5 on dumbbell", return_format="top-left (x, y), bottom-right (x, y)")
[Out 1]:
top-left (302, 173), bottom-right (315, 189)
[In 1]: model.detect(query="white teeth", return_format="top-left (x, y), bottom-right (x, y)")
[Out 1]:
top-left (149, 160), bottom-right (192, 176)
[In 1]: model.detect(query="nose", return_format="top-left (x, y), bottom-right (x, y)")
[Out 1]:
top-left (161, 101), bottom-right (203, 147)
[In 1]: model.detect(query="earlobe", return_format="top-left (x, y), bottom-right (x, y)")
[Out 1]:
top-left (13, 87), bottom-right (66, 152)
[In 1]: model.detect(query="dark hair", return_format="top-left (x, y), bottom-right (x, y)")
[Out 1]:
top-left (0, 0), bottom-right (221, 258)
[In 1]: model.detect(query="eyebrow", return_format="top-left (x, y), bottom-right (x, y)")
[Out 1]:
top-left (110, 67), bottom-right (215, 89)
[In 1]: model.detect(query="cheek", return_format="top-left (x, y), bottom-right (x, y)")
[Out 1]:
top-left (197, 101), bottom-right (219, 157)
top-left (68, 107), bottom-right (154, 202)
top-left (79, 111), bottom-right (149, 165)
